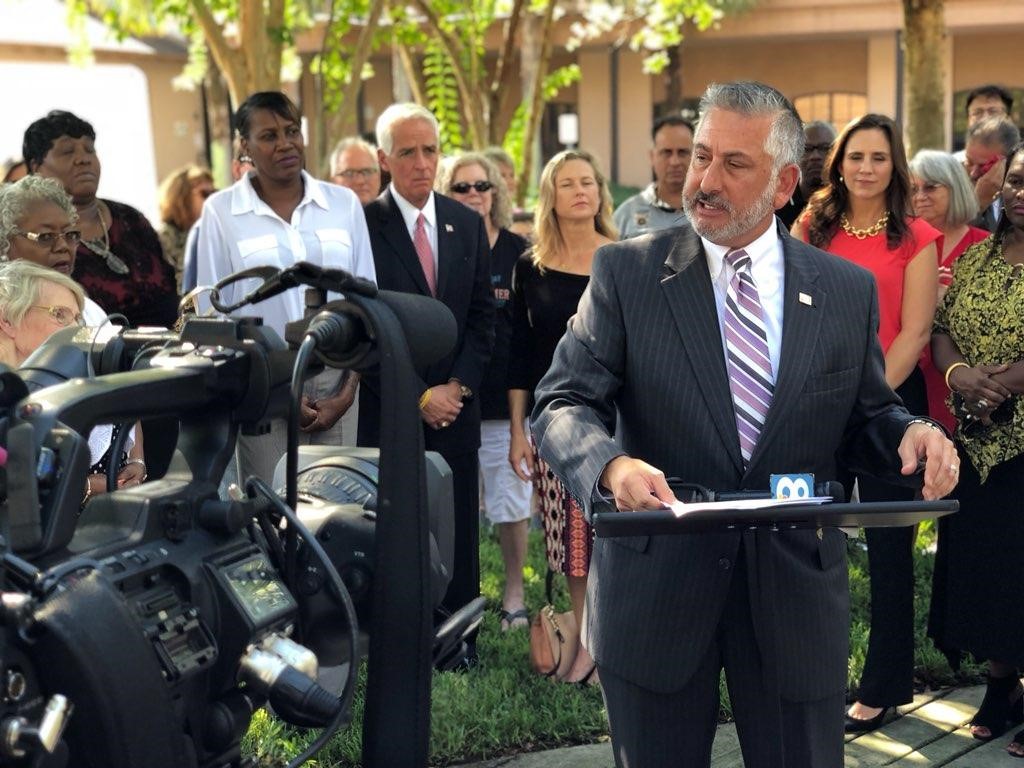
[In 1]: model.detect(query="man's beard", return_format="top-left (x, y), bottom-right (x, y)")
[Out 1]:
top-left (682, 182), bottom-right (777, 244)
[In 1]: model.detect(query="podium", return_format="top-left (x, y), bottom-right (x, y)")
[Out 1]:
top-left (593, 499), bottom-right (959, 538)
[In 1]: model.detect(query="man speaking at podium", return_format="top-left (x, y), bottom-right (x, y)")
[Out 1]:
top-left (532, 81), bottom-right (959, 768)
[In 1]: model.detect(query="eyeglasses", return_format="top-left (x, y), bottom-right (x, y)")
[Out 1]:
top-left (17, 230), bottom-right (82, 248)
top-left (193, 187), bottom-right (215, 199)
top-left (911, 182), bottom-right (943, 197)
top-left (334, 168), bottom-right (378, 180)
top-left (968, 106), bottom-right (1008, 121)
top-left (450, 181), bottom-right (493, 194)
top-left (30, 304), bottom-right (83, 327)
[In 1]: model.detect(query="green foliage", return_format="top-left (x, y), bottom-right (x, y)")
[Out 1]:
top-left (422, 40), bottom-right (464, 151)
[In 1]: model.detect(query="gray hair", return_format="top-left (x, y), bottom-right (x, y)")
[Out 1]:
top-left (482, 146), bottom-right (515, 171)
top-left (375, 103), bottom-right (440, 156)
top-left (909, 149), bottom-right (980, 227)
top-left (329, 136), bottom-right (379, 173)
top-left (436, 152), bottom-right (512, 230)
top-left (0, 176), bottom-right (78, 260)
top-left (0, 258), bottom-right (84, 328)
top-left (697, 81), bottom-right (804, 171)
top-left (804, 120), bottom-right (838, 142)
top-left (967, 116), bottom-right (1021, 154)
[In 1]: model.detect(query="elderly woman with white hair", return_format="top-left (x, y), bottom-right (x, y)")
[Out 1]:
top-left (909, 150), bottom-right (990, 432)
top-left (436, 152), bottom-right (532, 630)
top-left (0, 260), bottom-right (146, 500)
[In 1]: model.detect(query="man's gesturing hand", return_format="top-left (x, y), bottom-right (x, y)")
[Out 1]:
top-left (899, 422), bottom-right (960, 500)
top-left (601, 456), bottom-right (678, 511)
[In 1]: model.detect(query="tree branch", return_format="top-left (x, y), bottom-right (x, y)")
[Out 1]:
top-left (489, 0), bottom-right (525, 143)
top-left (189, 0), bottom-right (246, 104)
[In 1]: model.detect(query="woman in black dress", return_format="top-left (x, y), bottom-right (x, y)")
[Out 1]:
top-left (508, 149), bottom-right (617, 681)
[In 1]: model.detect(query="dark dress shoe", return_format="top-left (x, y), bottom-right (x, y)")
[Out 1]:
top-left (845, 706), bottom-right (894, 733)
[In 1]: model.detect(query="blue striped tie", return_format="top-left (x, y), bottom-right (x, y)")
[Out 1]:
top-left (724, 249), bottom-right (774, 466)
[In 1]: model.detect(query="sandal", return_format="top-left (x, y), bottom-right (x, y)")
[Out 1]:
top-left (1009, 729), bottom-right (1024, 759)
top-left (499, 607), bottom-right (529, 632)
top-left (970, 674), bottom-right (1024, 741)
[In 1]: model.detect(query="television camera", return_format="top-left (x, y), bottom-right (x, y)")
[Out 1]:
top-left (0, 263), bottom-right (475, 767)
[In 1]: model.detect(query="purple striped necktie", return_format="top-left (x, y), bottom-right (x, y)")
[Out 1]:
top-left (724, 248), bottom-right (774, 466)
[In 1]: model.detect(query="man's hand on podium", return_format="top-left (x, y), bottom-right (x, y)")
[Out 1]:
top-left (899, 421), bottom-right (960, 500)
top-left (601, 456), bottom-right (678, 511)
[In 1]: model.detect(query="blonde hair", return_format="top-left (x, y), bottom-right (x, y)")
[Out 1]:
top-left (436, 152), bottom-right (512, 230)
top-left (158, 164), bottom-right (213, 230)
top-left (532, 149), bottom-right (616, 270)
top-left (0, 259), bottom-right (84, 327)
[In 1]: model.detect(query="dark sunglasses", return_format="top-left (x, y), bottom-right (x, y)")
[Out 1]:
top-left (953, 393), bottom-right (1016, 438)
top-left (450, 181), bottom-right (493, 194)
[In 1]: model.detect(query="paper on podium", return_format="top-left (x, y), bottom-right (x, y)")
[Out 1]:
top-left (668, 496), bottom-right (832, 517)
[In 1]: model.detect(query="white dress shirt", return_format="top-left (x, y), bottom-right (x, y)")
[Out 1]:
top-left (390, 185), bottom-right (438, 272)
top-left (195, 170), bottom-right (377, 339)
top-left (703, 219), bottom-right (785, 381)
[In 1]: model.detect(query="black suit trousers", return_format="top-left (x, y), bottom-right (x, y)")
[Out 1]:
top-left (599, 542), bottom-right (844, 768)
top-left (850, 366), bottom-right (927, 707)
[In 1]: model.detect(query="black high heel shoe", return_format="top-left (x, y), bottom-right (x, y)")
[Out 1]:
top-left (970, 674), bottom-right (1024, 742)
top-left (845, 705), bottom-right (896, 733)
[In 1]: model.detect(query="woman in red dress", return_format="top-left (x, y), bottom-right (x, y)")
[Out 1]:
top-left (794, 113), bottom-right (940, 732)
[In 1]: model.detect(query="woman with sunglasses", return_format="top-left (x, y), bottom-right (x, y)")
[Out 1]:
top-left (0, 176), bottom-right (147, 493)
top-left (437, 153), bottom-right (533, 631)
top-left (508, 149), bottom-right (617, 682)
top-left (929, 142), bottom-right (1024, 758)
top-left (22, 110), bottom-right (178, 328)
top-left (157, 164), bottom-right (215, 292)
top-left (794, 114), bottom-right (940, 732)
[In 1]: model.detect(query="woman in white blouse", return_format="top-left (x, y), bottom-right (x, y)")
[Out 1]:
top-left (196, 91), bottom-right (377, 485)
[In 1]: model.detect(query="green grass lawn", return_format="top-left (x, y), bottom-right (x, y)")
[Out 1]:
top-left (244, 522), bottom-right (982, 766)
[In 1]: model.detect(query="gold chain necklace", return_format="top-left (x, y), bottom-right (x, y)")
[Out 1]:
top-left (840, 212), bottom-right (889, 240)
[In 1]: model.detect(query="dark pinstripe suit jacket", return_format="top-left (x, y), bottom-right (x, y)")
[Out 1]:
top-left (532, 221), bottom-right (917, 702)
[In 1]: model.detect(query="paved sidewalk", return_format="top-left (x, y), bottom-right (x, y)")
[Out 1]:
top-left (457, 685), bottom-right (1024, 767)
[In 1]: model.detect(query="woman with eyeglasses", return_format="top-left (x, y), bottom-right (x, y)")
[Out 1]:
top-left (929, 142), bottom-right (1024, 758)
top-left (908, 150), bottom-right (990, 432)
top-left (157, 164), bottom-right (215, 293)
top-left (507, 149), bottom-right (617, 682)
top-left (0, 176), bottom-right (147, 488)
top-left (437, 152), bottom-right (533, 631)
top-left (22, 111), bottom-right (177, 329)
top-left (794, 114), bottom-right (941, 733)
top-left (0, 259), bottom-right (146, 497)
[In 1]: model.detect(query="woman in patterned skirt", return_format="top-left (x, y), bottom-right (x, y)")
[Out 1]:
top-left (508, 149), bottom-right (616, 682)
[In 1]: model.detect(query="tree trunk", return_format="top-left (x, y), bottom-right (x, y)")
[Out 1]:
top-left (903, 0), bottom-right (946, 154)
top-left (517, 0), bottom-right (556, 205)
top-left (661, 44), bottom-right (683, 116)
top-left (205, 64), bottom-right (235, 187)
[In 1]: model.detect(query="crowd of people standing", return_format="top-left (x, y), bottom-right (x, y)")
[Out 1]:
top-left (1, 78), bottom-right (1022, 767)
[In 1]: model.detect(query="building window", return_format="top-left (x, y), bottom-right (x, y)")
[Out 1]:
top-left (793, 92), bottom-right (867, 131)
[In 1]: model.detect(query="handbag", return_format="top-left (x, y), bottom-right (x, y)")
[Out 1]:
top-left (529, 570), bottom-right (580, 680)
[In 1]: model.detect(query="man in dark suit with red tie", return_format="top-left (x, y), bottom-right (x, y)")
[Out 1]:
top-left (358, 103), bottom-right (494, 666)
top-left (532, 82), bottom-right (960, 766)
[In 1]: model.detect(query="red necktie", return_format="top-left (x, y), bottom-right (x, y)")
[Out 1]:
top-left (414, 213), bottom-right (436, 296)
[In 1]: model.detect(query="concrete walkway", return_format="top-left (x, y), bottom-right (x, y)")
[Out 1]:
top-left (457, 684), bottom-right (1024, 767)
